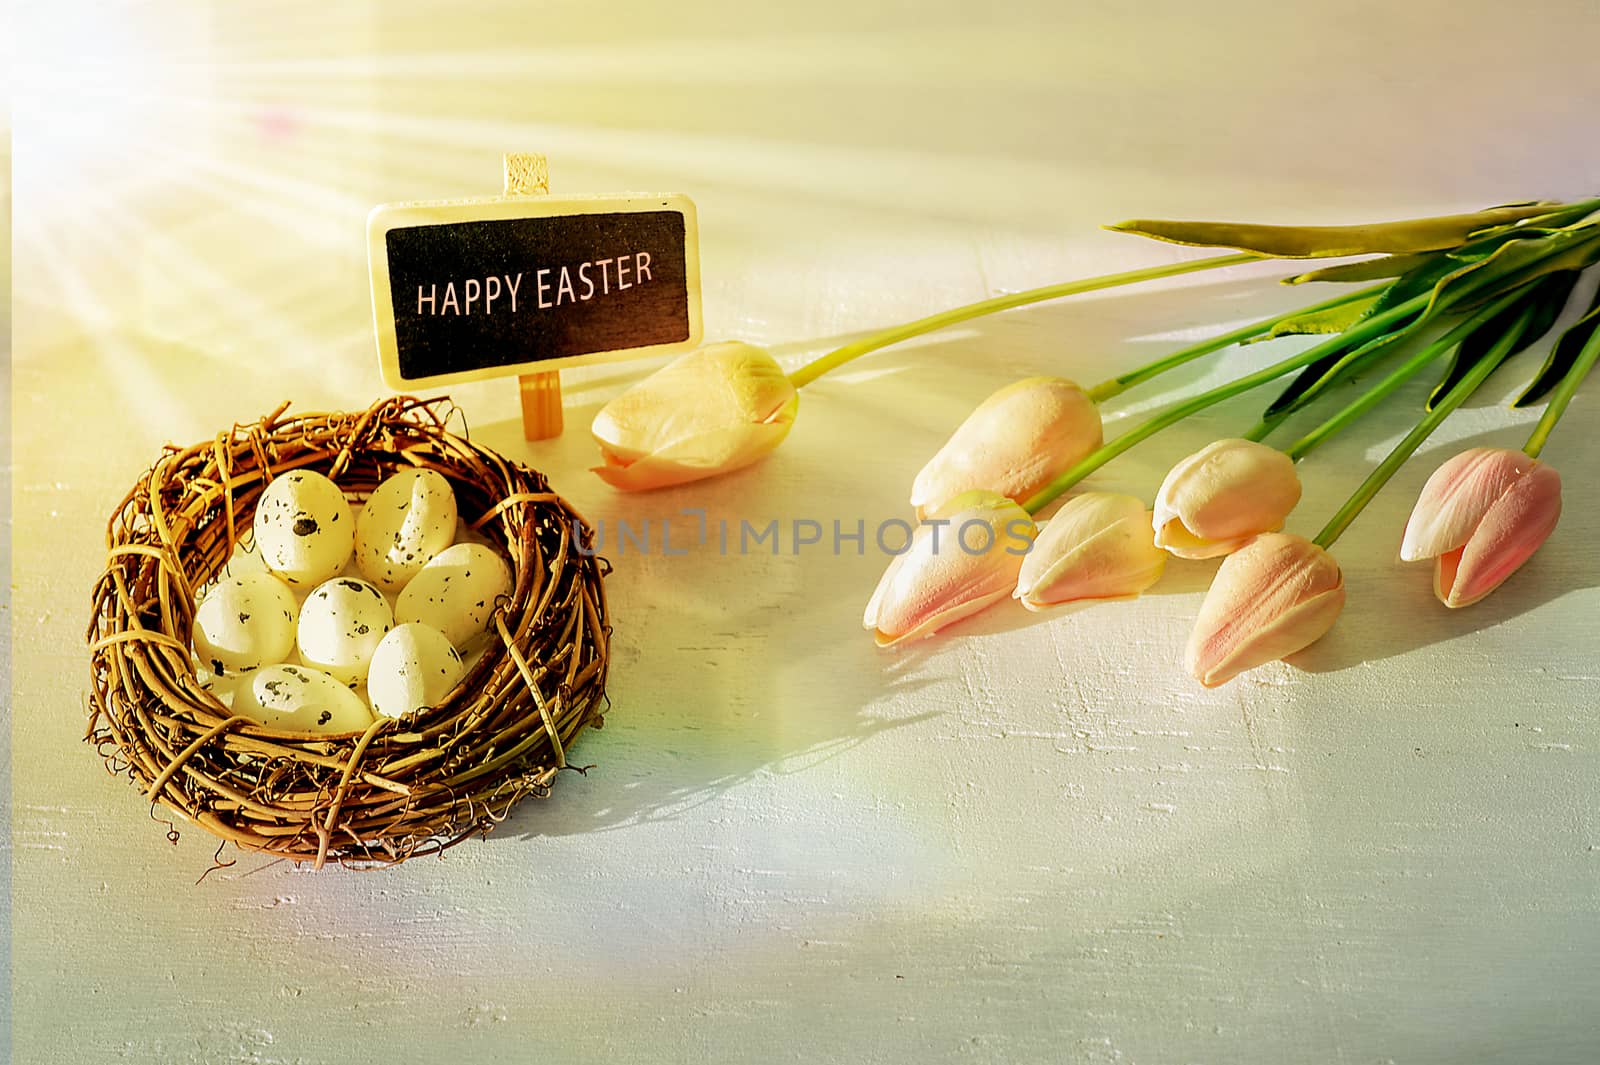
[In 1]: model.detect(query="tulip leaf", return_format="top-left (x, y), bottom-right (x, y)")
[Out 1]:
top-left (1243, 293), bottom-right (1386, 345)
top-left (1441, 226), bottom-right (1600, 312)
top-left (1260, 319), bottom-right (1424, 419)
top-left (1365, 252), bottom-right (1480, 321)
top-left (1104, 202), bottom-right (1562, 258)
top-left (1466, 197), bottom-right (1600, 240)
top-left (1263, 234), bottom-right (1586, 417)
top-left (1426, 271), bottom-right (1582, 410)
top-left (1513, 284), bottom-right (1600, 407)
top-left (1283, 253), bottom-right (1436, 285)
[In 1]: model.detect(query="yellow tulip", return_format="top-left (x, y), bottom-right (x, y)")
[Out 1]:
top-left (1185, 532), bottom-right (1345, 687)
top-left (1153, 438), bottom-right (1302, 559)
top-left (864, 491), bottom-right (1035, 646)
top-left (591, 341), bottom-right (799, 491)
top-left (1014, 492), bottom-right (1167, 610)
top-left (910, 377), bottom-right (1102, 518)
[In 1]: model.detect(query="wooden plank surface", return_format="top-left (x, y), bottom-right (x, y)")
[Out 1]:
top-left (9, 1), bottom-right (1600, 1063)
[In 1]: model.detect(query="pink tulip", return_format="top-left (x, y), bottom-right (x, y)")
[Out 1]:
top-left (1153, 438), bottom-right (1302, 559)
top-left (1185, 532), bottom-right (1345, 687)
top-left (864, 491), bottom-right (1036, 646)
top-left (1013, 492), bottom-right (1167, 610)
top-left (591, 341), bottom-right (799, 491)
top-left (1399, 447), bottom-right (1563, 608)
top-left (910, 377), bottom-right (1102, 518)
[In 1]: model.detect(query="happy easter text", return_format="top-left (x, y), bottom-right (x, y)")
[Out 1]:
top-left (414, 252), bottom-right (654, 317)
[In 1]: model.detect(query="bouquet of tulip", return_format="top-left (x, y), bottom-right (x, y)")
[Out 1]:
top-left (588, 197), bottom-right (1600, 686)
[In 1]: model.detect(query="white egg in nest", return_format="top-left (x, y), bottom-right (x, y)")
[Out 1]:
top-left (192, 571), bottom-right (298, 676)
top-left (297, 577), bottom-right (394, 685)
top-left (396, 542), bottom-right (513, 649)
top-left (354, 468), bottom-right (459, 593)
top-left (235, 664), bottom-right (375, 733)
top-left (367, 622), bottom-right (465, 719)
top-left (252, 470), bottom-right (355, 587)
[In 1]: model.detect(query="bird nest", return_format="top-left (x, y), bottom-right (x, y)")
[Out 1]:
top-left (86, 396), bottom-right (611, 870)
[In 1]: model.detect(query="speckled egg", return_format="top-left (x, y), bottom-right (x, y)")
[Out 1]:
top-left (191, 571), bottom-right (298, 676)
top-left (366, 622), bottom-right (465, 719)
top-left (296, 577), bottom-right (394, 685)
top-left (253, 470), bottom-right (355, 587)
top-left (395, 542), bottom-right (512, 649)
top-left (235, 664), bottom-right (375, 733)
top-left (354, 468), bottom-right (459, 592)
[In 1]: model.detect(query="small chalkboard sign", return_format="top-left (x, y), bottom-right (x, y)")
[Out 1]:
top-left (368, 193), bottom-right (703, 390)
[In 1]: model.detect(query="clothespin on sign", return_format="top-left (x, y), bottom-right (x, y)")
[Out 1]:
top-left (502, 153), bottom-right (563, 439)
top-left (366, 154), bottom-right (704, 440)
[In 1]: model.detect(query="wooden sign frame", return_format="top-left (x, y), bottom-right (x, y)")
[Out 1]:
top-left (367, 156), bottom-right (701, 438)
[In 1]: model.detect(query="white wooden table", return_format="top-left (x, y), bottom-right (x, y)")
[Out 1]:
top-left (10, 1), bottom-right (1600, 1062)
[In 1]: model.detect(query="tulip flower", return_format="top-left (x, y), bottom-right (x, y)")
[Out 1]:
top-left (590, 341), bottom-right (799, 491)
top-left (864, 491), bottom-right (1035, 646)
top-left (591, 251), bottom-right (1257, 493)
top-left (1152, 438), bottom-right (1302, 559)
top-left (1185, 532), bottom-right (1345, 687)
top-left (1013, 493), bottom-right (1166, 610)
top-left (1399, 447), bottom-right (1562, 608)
top-left (910, 377), bottom-right (1103, 518)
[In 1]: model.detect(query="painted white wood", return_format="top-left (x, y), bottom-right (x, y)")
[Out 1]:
top-left (10, 1), bottom-right (1600, 1062)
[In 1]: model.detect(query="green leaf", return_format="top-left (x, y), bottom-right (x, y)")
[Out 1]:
top-left (1260, 321), bottom-right (1422, 418)
top-left (1104, 202), bottom-right (1563, 258)
top-left (1242, 292), bottom-right (1385, 344)
top-left (1514, 284), bottom-right (1600, 407)
top-left (1440, 227), bottom-right (1600, 312)
top-left (1426, 271), bottom-right (1581, 409)
top-left (1465, 197), bottom-right (1600, 240)
top-left (1284, 253), bottom-right (1436, 285)
top-left (1365, 253), bottom-right (1476, 321)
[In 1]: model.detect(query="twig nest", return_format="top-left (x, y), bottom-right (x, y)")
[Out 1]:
top-left (86, 397), bottom-right (611, 869)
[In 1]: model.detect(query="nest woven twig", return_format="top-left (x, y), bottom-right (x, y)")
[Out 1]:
top-left (86, 396), bottom-right (611, 869)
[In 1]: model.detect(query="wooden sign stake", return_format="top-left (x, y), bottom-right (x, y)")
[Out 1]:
top-left (504, 152), bottom-right (564, 441)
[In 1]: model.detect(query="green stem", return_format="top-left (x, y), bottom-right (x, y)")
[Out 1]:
top-left (1312, 303), bottom-right (1536, 549)
top-left (1020, 290), bottom-right (1434, 514)
top-left (1523, 323), bottom-right (1600, 459)
top-left (785, 252), bottom-right (1256, 388)
top-left (1083, 284), bottom-right (1385, 402)
top-left (1241, 412), bottom-right (1288, 443)
top-left (1287, 285), bottom-right (1530, 461)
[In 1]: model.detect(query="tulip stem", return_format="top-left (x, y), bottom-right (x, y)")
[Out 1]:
top-left (1020, 290), bottom-right (1435, 514)
top-left (1312, 302), bottom-right (1537, 549)
top-left (1084, 285), bottom-right (1386, 402)
top-left (1287, 286), bottom-right (1531, 461)
top-left (1523, 323), bottom-right (1600, 460)
top-left (785, 252), bottom-right (1257, 389)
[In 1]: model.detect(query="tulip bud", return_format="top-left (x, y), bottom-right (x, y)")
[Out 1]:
top-left (1152, 438), bottom-right (1302, 559)
top-left (1185, 532), bottom-right (1345, 687)
top-left (591, 341), bottom-right (799, 491)
top-left (910, 377), bottom-right (1102, 518)
top-left (1013, 492), bottom-right (1166, 610)
top-left (864, 491), bottom-right (1036, 646)
top-left (1399, 447), bottom-right (1562, 608)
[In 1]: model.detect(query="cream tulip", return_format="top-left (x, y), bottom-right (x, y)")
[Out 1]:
top-left (909, 377), bottom-right (1102, 518)
top-left (591, 341), bottom-right (799, 491)
top-left (1399, 447), bottom-right (1562, 608)
top-left (1014, 493), bottom-right (1166, 610)
top-left (1153, 438), bottom-right (1302, 559)
top-left (1185, 532), bottom-right (1345, 687)
top-left (864, 491), bottom-right (1036, 646)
